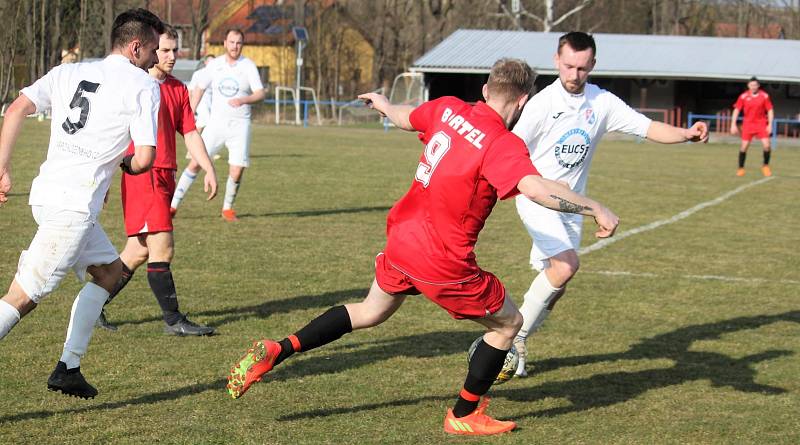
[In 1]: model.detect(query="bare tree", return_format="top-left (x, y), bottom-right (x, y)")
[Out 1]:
top-left (492, 0), bottom-right (593, 32)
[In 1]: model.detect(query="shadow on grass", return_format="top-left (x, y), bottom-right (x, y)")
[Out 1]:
top-left (172, 205), bottom-right (391, 220)
top-left (107, 288), bottom-right (369, 329)
top-left (0, 378), bottom-right (227, 424)
top-left (0, 330), bottom-right (477, 424)
top-left (237, 205), bottom-right (391, 219)
top-left (249, 154), bottom-right (308, 158)
top-left (279, 311), bottom-right (798, 421)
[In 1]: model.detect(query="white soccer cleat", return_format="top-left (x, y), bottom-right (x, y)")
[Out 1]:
top-left (513, 336), bottom-right (528, 377)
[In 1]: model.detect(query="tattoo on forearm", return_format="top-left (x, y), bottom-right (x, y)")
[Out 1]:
top-left (549, 194), bottom-right (592, 214)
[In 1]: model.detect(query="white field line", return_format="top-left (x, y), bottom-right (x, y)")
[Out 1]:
top-left (585, 270), bottom-right (800, 286)
top-left (579, 176), bottom-right (775, 255)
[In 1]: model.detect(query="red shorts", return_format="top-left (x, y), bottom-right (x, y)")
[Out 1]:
top-left (374, 252), bottom-right (506, 319)
top-left (121, 168), bottom-right (176, 236)
top-left (741, 124), bottom-right (769, 142)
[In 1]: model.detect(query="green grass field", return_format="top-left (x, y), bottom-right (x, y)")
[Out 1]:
top-left (1, 121), bottom-right (798, 444)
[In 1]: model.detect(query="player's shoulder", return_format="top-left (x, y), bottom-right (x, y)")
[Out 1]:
top-left (759, 90), bottom-right (770, 99)
top-left (588, 83), bottom-right (618, 102)
top-left (739, 91), bottom-right (749, 99)
top-left (238, 56), bottom-right (258, 69)
top-left (163, 74), bottom-right (186, 89)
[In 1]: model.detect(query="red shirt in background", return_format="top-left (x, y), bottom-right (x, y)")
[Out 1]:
top-left (125, 74), bottom-right (196, 170)
top-left (384, 96), bottom-right (539, 284)
top-left (734, 89), bottom-right (773, 129)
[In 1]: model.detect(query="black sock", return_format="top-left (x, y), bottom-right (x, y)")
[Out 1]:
top-left (738, 151), bottom-right (747, 168)
top-left (105, 263), bottom-right (134, 305)
top-left (147, 262), bottom-right (182, 325)
top-left (763, 150), bottom-right (771, 165)
top-left (453, 339), bottom-right (508, 418)
top-left (273, 306), bottom-right (353, 366)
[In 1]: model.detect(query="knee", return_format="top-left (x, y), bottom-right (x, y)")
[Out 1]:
top-left (550, 254), bottom-right (579, 283)
top-left (90, 260), bottom-right (123, 292)
top-left (497, 310), bottom-right (524, 341)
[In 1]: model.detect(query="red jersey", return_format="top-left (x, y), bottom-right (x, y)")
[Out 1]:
top-left (734, 89), bottom-right (773, 127)
top-left (125, 74), bottom-right (196, 169)
top-left (384, 97), bottom-right (539, 284)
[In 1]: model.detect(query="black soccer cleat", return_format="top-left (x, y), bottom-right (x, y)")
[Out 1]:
top-left (47, 361), bottom-right (98, 399)
top-left (95, 309), bottom-right (118, 332)
top-left (163, 313), bottom-right (215, 336)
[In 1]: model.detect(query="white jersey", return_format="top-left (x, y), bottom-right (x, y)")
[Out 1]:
top-left (189, 67), bottom-right (212, 125)
top-left (21, 54), bottom-right (159, 216)
top-left (512, 79), bottom-right (651, 194)
top-left (195, 55), bottom-right (263, 120)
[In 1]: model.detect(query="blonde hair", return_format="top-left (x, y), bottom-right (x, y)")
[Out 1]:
top-left (486, 58), bottom-right (536, 100)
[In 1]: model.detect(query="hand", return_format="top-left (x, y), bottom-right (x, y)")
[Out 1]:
top-left (730, 124), bottom-right (739, 135)
top-left (228, 98), bottom-right (244, 108)
top-left (204, 172), bottom-right (218, 201)
top-left (0, 168), bottom-right (11, 206)
top-left (765, 123), bottom-right (772, 136)
top-left (357, 92), bottom-right (390, 117)
top-left (592, 205), bottom-right (619, 239)
top-left (685, 121), bottom-right (709, 143)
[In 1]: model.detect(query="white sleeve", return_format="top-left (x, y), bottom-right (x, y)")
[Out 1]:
top-left (129, 81), bottom-right (160, 147)
top-left (19, 66), bottom-right (59, 113)
top-left (604, 92), bottom-right (651, 138)
top-left (246, 62), bottom-right (264, 92)
top-left (194, 68), bottom-right (212, 90)
top-left (512, 93), bottom-right (548, 146)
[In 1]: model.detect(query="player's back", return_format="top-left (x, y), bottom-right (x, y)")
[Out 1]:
top-left (385, 96), bottom-right (533, 283)
top-left (25, 54), bottom-right (159, 216)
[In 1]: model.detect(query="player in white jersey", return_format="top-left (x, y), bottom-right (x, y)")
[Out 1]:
top-left (510, 32), bottom-right (709, 377)
top-left (0, 8), bottom-right (163, 398)
top-left (171, 28), bottom-right (266, 222)
top-left (189, 55), bottom-right (215, 131)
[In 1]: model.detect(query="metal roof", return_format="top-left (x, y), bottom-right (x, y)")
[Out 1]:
top-left (411, 30), bottom-right (800, 83)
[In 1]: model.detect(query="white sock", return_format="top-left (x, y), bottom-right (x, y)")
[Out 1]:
top-left (0, 300), bottom-right (21, 340)
top-left (171, 169), bottom-right (197, 209)
top-left (517, 272), bottom-right (563, 341)
top-left (61, 282), bottom-right (109, 369)
top-left (223, 176), bottom-right (240, 211)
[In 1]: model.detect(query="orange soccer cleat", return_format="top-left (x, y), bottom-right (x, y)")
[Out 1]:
top-left (736, 168), bottom-right (746, 177)
top-left (761, 165), bottom-right (772, 177)
top-left (226, 340), bottom-right (282, 399)
top-left (221, 209), bottom-right (239, 222)
top-left (443, 397), bottom-right (516, 436)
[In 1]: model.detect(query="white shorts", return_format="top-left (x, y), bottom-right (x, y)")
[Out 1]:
top-left (201, 118), bottom-right (251, 167)
top-left (515, 195), bottom-right (583, 272)
top-left (15, 206), bottom-right (119, 303)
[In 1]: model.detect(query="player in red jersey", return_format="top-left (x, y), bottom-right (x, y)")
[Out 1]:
top-left (224, 59), bottom-right (618, 435)
top-left (96, 26), bottom-right (219, 335)
top-left (730, 77), bottom-right (774, 177)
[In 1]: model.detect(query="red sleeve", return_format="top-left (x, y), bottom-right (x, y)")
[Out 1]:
top-left (483, 133), bottom-right (539, 200)
top-left (733, 94), bottom-right (744, 110)
top-left (177, 83), bottom-right (197, 135)
top-left (409, 97), bottom-right (453, 135)
top-left (764, 93), bottom-right (773, 111)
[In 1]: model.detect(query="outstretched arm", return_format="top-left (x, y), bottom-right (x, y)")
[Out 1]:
top-left (228, 89), bottom-right (267, 108)
top-left (358, 92), bottom-right (415, 131)
top-left (517, 175), bottom-right (619, 238)
top-left (184, 130), bottom-right (217, 200)
top-left (0, 95), bottom-right (37, 205)
top-left (766, 109), bottom-right (774, 135)
top-left (647, 120), bottom-right (709, 144)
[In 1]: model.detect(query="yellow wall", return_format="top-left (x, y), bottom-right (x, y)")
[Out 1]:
top-left (206, 26), bottom-right (374, 91)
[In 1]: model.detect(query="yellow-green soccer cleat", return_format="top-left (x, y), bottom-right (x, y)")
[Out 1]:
top-left (226, 340), bottom-right (282, 399)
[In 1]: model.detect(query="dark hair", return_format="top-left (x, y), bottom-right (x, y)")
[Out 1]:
top-left (487, 58), bottom-right (536, 100)
top-left (225, 28), bottom-right (245, 42)
top-left (111, 8), bottom-right (165, 49)
top-left (162, 24), bottom-right (179, 41)
top-left (558, 31), bottom-right (596, 56)
top-left (749, 76), bottom-right (759, 83)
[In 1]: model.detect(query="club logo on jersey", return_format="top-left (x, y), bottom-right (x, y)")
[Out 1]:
top-left (584, 108), bottom-right (596, 125)
top-left (218, 77), bottom-right (240, 97)
top-left (554, 128), bottom-right (591, 169)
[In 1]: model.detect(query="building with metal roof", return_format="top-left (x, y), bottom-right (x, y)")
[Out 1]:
top-left (409, 30), bottom-right (800, 126)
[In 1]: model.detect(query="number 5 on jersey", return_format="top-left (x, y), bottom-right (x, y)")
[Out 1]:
top-left (62, 80), bottom-right (100, 135)
top-left (415, 131), bottom-right (451, 187)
